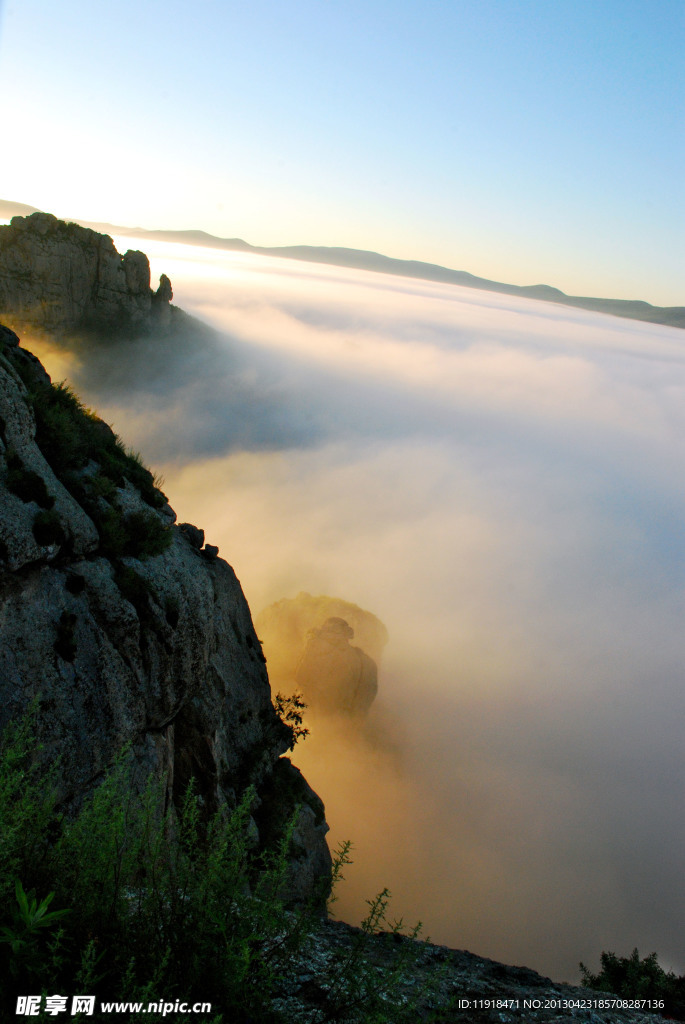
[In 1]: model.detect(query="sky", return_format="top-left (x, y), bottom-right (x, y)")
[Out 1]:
top-left (22, 237), bottom-right (685, 983)
top-left (0, 0), bottom-right (683, 304)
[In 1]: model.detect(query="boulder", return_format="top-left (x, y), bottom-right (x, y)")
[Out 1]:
top-left (179, 522), bottom-right (204, 549)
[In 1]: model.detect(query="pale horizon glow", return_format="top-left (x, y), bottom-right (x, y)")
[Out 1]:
top-left (0, 1), bottom-right (683, 305)
top-left (24, 239), bottom-right (685, 982)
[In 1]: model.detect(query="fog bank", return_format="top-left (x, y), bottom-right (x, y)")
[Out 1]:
top-left (29, 240), bottom-right (685, 982)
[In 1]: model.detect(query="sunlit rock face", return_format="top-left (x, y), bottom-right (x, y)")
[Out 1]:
top-left (0, 213), bottom-right (172, 338)
top-left (0, 328), bottom-right (330, 904)
top-left (256, 593), bottom-right (388, 720)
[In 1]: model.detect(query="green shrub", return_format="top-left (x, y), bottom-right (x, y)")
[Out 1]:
top-left (272, 692), bottom-right (309, 751)
top-left (29, 381), bottom-right (93, 477)
top-left (580, 949), bottom-right (685, 1018)
top-left (0, 726), bottom-right (314, 1021)
top-left (25, 380), bottom-right (167, 510)
top-left (320, 869), bottom-right (427, 1024)
top-left (0, 707), bottom-right (59, 903)
top-left (0, 712), bottom-right (428, 1023)
top-left (0, 880), bottom-right (70, 983)
top-left (7, 375), bottom-right (171, 565)
top-left (97, 506), bottom-right (171, 562)
top-left (124, 510), bottom-right (173, 559)
top-left (97, 506), bottom-right (128, 559)
top-left (89, 472), bottom-right (118, 503)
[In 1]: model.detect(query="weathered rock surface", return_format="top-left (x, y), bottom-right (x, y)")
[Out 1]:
top-left (256, 592), bottom-right (388, 719)
top-left (272, 919), bottom-right (677, 1023)
top-left (0, 213), bottom-right (173, 338)
top-left (0, 328), bottom-right (330, 903)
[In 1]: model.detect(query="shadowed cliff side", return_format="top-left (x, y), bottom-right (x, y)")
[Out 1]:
top-left (0, 324), bottom-right (331, 904)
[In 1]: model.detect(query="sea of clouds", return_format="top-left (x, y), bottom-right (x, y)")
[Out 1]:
top-left (32, 237), bottom-right (685, 982)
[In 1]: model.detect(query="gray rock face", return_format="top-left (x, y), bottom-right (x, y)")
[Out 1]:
top-left (0, 330), bottom-right (99, 571)
top-left (0, 331), bottom-right (331, 903)
top-left (0, 213), bottom-right (173, 338)
top-left (179, 522), bottom-right (205, 549)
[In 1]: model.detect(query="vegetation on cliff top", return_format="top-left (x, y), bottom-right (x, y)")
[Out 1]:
top-left (8, 345), bottom-right (173, 561)
top-left (580, 950), bottom-right (685, 1020)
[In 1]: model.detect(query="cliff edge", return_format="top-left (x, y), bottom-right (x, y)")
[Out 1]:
top-left (0, 324), bottom-right (331, 903)
top-left (0, 212), bottom-right (175, 338)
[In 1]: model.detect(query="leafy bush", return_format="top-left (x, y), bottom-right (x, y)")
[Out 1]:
top-left (97, 505), bottom-right (129, 559)
top-left (5, 363), bottom-right (173, 571)
top-left (124, 510), bottom-right (173, 559)
top-left (0, 713), bottom-right (429, 1023)
top-left (0, 880), bottom-right (70, 982)
top-left (320, 877), bottom-right (426, 1023)
top-left (96, 506), bottom-right (171, 561)
top-left (0, 707), bottom-right (60, 912)
top-left (273, 692), bottom-right (309, 751)
top-left (89, 472), bottom-right (118, 503)
top-left (580, 948), bottom-right (685, 1018)
top-left (0, 725), bottom-right (318, 1021)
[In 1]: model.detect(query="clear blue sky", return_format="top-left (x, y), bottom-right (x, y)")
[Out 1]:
top-left (0, 0), bottom-right (682, 303)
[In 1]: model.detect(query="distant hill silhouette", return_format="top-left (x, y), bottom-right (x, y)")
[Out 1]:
top-left (2, 198), bottom-right (682, 330)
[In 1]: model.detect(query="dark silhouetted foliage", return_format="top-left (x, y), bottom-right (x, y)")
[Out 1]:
top-left (580, 948), bottom-right (685, 1018)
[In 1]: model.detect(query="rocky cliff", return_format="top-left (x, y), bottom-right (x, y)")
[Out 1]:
top-left (0, 324), bottom-right (331, 903)
top-left (0, 212), bottom-right (174, 338)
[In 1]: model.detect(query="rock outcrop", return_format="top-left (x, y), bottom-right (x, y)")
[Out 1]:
top-left (274, 920), bottom-right (677, 1024)
top-left (256, 593), bottom-right (388, 720)
top-left (0, 213), bottom-right (174, 339)
top-left (0, 326), bottom-right (331, 903)
top-left (295, 617), bottom-right (379, 718)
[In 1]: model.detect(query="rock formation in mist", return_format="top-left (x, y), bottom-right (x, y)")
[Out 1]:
top-left (256, 593), bottom-right (388, 719)
top-left (295, 617), bottom-right (378, 718)
top-left (0, 212), bottom-right (174, 339)
top-left (0, 326), bottom-right (330, 903)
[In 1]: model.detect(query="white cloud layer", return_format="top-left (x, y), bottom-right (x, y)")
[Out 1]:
top-left (31, 244), bottom-right (685, 981)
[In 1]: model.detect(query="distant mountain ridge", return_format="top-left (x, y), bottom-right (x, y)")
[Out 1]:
top-left (2, 198), bottom-right (682, 330)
